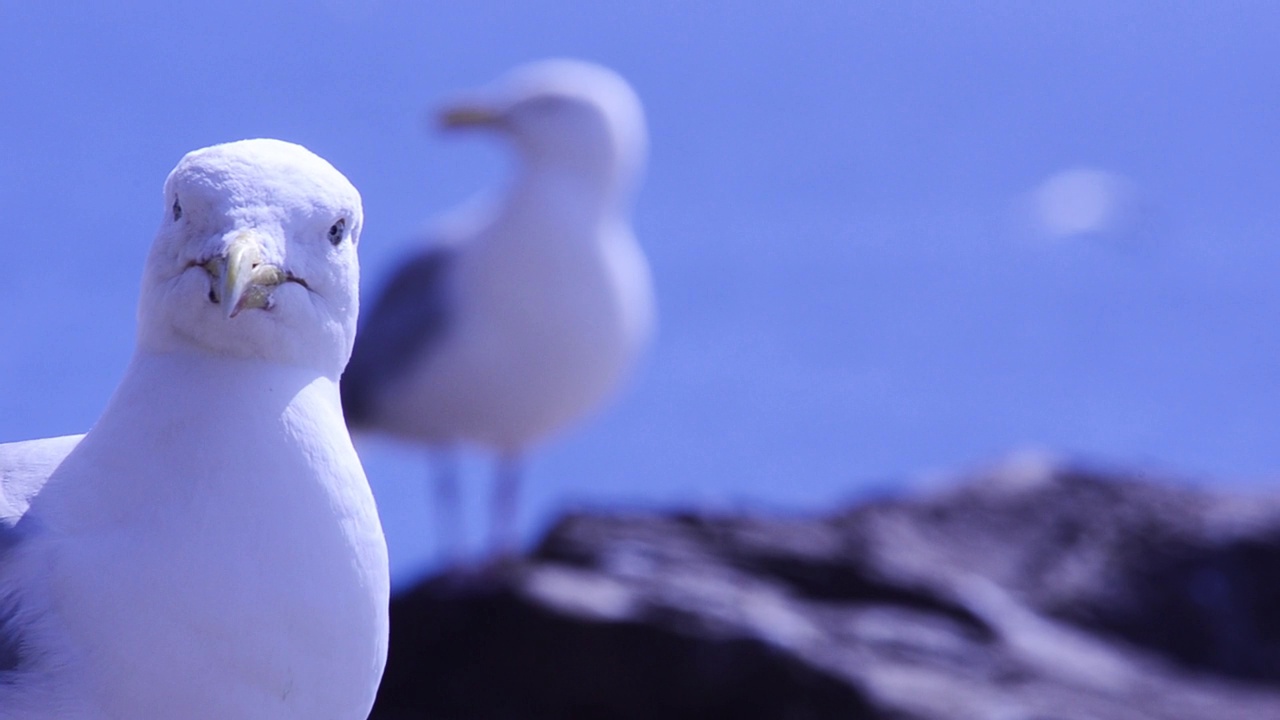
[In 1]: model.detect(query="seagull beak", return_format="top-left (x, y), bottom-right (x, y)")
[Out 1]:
top-left (212, 233), bottom-right (289, 319)
top-left (438, 103), bottom-right (503, 130)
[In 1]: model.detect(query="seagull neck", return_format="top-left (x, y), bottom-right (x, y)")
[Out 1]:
top-left (107, 350), bottom-right (338, 422)
top-left (49, 350), bottom-right (347, 529)
top-left (514, 162), bottom-right (627, 218)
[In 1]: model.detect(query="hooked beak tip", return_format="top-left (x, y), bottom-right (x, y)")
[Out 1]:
top-left (221, 235), bottom-right (261, 320)
top-left (206, 232), bottom-right (293, 320)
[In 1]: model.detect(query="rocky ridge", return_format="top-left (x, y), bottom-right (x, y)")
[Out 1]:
top-left (372, 458), bottom-right (1280, 719)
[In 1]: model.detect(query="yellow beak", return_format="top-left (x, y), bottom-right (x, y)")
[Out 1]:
top-left (438, 104), bottom-right (503, 130)
top-left (212, 233), bottom-right (288, 319)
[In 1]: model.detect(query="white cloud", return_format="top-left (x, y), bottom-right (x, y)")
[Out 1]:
top-left (1027, 167), bottom-right (1136, 241)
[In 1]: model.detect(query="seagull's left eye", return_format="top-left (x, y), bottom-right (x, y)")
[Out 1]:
top-left (328, 218), bottom-right (346, 246)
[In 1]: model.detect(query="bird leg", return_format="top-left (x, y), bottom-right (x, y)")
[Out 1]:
top-left (489, 454), bottom-right (523, 559)
top-left (431, 450), bottom-right (464, 566)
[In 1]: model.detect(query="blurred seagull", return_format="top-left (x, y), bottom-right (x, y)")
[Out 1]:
top-left (0, 139), bottom-right (389, 718)
top-left (341, 59), bottom-right (654, 557)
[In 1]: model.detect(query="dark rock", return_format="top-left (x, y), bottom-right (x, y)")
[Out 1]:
top-left (372, 456), bottom-right (1280, 719)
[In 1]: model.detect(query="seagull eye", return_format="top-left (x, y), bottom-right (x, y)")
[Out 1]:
top-left (172, 197), bottom-right (183, 221)
top-left (328, 218), bottom-right (346, 246)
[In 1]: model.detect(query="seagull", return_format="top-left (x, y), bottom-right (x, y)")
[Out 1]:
top-left (341, 59), bottom-right (654, 557)
top-left (0, 139), bottom-right (390, 719)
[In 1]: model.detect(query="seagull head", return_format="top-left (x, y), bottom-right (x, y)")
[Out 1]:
top-left (137, 139), bottom-right (363, 377)
top-left (438, 59), bottom-right (646, 199)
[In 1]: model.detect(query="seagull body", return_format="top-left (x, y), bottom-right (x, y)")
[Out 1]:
top-left (342, 60), bottom-right (653, 551)
top-left (0, 139), bottom-right (389, 719)
top-left (347, 182), bottom-right (650, 450)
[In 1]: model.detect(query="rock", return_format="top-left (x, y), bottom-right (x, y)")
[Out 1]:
top-left (371, 458), bottom-right (1280, 719)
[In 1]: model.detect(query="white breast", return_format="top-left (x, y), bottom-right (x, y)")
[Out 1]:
top-left (4, 354), bottom-right (388, 719)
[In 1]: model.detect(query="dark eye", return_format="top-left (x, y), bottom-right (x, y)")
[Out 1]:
top-left (328, 218), bottom-right (346, 246)
top-left (172, 197), bottom-right (183, 221)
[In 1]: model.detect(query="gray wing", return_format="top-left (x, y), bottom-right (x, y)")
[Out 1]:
top-left (341, 246), bottom-right (457, 427)
top-left (0, 435), bottom-right (80, 542)
top-left (0, 434), bottom-right (82, 672)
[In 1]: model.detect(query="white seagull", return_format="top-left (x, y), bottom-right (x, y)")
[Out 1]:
top-left (341, 59), bottom-right (654, 556)
top-left (0, 139), bottom-right (390, 719)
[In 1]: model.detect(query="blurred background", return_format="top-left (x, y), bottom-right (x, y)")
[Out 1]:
top-left (1, 2), bottom-right (1277, 584)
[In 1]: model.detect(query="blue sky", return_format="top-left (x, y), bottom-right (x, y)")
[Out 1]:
top-left (2, 2), bottom-right (1278, 581)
